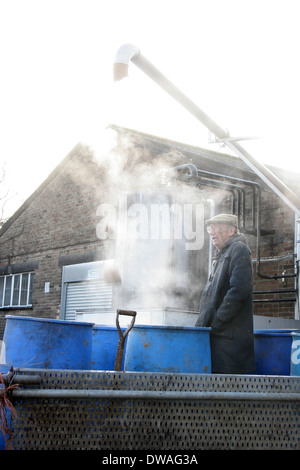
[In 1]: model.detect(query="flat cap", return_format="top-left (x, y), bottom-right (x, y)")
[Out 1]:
top-left (205, 213), bottom-right (238, 227)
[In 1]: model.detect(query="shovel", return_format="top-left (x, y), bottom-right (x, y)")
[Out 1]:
top-left (114, 309), bottom-right (137, 371)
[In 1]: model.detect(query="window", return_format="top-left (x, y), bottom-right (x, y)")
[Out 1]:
top-left (0, 273), bottom-right (34, 308)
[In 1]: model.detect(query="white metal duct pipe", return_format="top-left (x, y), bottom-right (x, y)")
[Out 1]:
top-left (113, 44), bottom-right (300, 217)
top-left (113, 44), bottom-right (229, 141)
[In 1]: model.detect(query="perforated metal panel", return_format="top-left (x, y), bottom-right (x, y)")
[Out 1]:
top-left (11, 369), bottom-right (300, 450)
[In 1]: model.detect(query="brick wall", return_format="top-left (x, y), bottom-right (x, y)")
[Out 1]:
top-left (251, 189), bottom-right (296, 318)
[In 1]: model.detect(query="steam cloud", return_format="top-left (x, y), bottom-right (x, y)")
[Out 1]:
top-left (92, 128), bottom-right (212, 326)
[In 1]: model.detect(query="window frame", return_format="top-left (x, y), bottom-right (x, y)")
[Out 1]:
top-left (0, 272), bottom-right (34, 309)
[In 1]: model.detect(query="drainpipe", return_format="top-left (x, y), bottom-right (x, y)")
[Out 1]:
top-left (113, 44), bottom-right (300, 217)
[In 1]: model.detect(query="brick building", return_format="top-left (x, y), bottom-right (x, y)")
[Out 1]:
top-left (0, 125), bottom-right (299, 338)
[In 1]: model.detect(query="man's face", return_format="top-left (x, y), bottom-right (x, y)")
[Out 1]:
top-left (207, 224), bottom-right (235, 251)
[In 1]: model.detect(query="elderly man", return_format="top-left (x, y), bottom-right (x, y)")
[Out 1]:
top-left (195, 213), bottom-right (255, 374)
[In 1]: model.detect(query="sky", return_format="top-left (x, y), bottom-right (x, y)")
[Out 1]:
top-left (1, 0), bottom-right (300, 219)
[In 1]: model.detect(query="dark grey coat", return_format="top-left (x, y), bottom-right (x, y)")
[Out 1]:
top-left (195, 233), bottom-right (255, 374)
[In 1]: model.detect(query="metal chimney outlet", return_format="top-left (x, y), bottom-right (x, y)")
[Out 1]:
top-left (113, 44), bottom-right (140, 81)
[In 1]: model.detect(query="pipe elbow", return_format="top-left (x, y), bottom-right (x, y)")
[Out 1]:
top-left (172, 164), bottom-right (198, 178)
top-left (113, 44), bottom-right (140, 81)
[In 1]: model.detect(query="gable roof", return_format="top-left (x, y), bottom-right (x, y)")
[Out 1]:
top-left (0, 142), bottom-right (90, 238)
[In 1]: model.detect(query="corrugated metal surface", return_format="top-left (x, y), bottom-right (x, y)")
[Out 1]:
top-left (65, 280), bottom-right (113, 321)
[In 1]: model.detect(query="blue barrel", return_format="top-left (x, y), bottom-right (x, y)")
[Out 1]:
top-left (254, 329), bottom-right (296, 375)
top-left (290, 331), bottom-right (300, 376)
top-left (124, 325), bottom-right (211, 373)
top-left (91, 326), bottom-right (127, 370)
top-left (3, 315), bottom-right (94, 370)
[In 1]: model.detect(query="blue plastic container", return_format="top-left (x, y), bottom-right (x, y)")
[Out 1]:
top-left (124, 325), bottom-right (211, 373)
top-left (254, 329), bottom-right (296, 375)
top-left (290, 331), bottom-right (300, 376)
top-left (91, 325), bottom-right (127, 370)
top-left (3, 315), bottom-right (94, 369)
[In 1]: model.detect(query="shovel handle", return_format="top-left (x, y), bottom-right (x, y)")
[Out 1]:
top-left (117, 309), bottom-right (137, 318)
top-left (116, 309), bottom-right (137, 339)
top-left (114, 309), bottom-right (137, 371)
